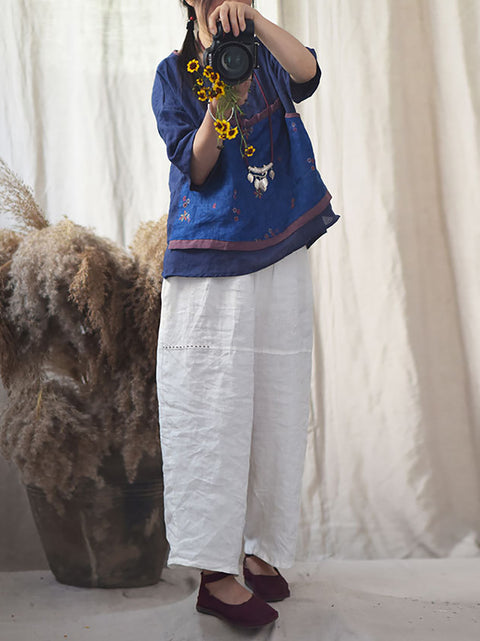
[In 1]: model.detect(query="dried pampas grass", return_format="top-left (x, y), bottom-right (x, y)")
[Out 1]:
top-left (0, 158), bottom-right (167, 513)
top-left (0, 157), bottom-right (49, 232)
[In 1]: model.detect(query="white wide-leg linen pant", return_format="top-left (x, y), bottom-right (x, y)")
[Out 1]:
top-left (156, 247), bottom-right (314, 574)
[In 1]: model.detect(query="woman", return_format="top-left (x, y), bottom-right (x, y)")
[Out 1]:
top-left (152, 0), bottom-right (339, 628)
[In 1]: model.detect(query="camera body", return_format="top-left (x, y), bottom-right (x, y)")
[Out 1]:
top-left (203, 19), bottom-right (258, 85)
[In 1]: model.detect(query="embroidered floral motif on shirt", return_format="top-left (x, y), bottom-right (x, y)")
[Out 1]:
top-left (242, 125), bottom-right (253, 140)
top-left (232, 207), bottom-right (241, 222)
top-left (307, 157), bottom-right (316, 171)
top-left (291, 121), bottom-right (298, 133)
top-left (179, 196), bottom-right (191, 222)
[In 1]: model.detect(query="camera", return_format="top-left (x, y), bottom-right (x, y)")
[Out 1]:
top-left (203, 19), bottom-right (258, 85)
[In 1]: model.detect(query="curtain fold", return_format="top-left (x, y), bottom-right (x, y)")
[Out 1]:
top-left (0, 0), bottom-right (479, 564)
top-left (290, 0), bottom-right (480, 559)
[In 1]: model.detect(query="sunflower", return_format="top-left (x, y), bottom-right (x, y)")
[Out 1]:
top-left (187, 59), bottom-right (200, 73)
top-left (244, 145), bottom-right (255, 157)
top-left (196, 78), bottom-right (204, 87)
top-left (197, 88), bottom-right (209, 102)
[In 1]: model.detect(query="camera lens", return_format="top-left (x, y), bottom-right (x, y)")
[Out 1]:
top-left (219, 44), bottom-right (250, 82)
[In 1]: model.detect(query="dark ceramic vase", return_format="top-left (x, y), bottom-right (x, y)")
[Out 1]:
top-left (25, 450), bottom-right (169, 588)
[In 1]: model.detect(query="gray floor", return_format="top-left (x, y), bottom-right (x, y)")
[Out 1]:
top-left (1, 559), bottom-right (479, 640)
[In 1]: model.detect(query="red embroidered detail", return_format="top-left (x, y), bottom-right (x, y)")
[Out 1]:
top-left (180, 196), bottom-right (191, 222)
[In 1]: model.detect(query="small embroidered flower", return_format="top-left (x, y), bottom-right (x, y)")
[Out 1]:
top-left (307, 157), bottom-right (316, 171)
top-left (187, 59), bottom-right (200, 73)
top-left (291, 122), bottom-right (297, 132)
top-left (183, 196), bottom-right (190, 207)
top-left (243, 126), bottom-right (253, 140)
top-left (212, 202), bottom-right (217, 209)
top-left (233, 189), bottom-right (238, 200)
top-left (244, 145), bottom-right (255, 157)
top-left (179, 212), bottom-right (191, 222)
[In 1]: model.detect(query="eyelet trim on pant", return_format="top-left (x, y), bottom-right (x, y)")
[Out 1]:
top-left (161, 345), bottom-right (211, 350)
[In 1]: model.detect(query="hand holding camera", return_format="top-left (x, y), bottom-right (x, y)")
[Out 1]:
top-left (207, 0), bottom-right (257, 39)
top-left (204, 2), bottom-right (258, 85)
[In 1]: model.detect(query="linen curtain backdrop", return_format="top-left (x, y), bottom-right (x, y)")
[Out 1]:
top-left (0, 0), bottom-right (479, 567)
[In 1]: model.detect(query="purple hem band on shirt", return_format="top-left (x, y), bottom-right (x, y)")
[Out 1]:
top-left (167, 192), bottom-right (332, 251)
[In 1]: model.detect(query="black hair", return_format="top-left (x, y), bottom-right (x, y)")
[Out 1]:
top-left (177, 1), bottom-right (202, 79)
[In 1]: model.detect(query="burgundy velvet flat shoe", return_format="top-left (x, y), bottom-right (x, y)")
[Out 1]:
top-left (243, 554), bottom-right (291, 602)
top-left (196, 571), bottom-right (279, 628)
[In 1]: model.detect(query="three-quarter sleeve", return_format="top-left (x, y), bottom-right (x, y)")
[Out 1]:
top-left (289, 55), bottom-right (321, 103)
top-left (151, 64), bottom-right (198, 178)
top-left (260, 44), bottom-right (321, 104)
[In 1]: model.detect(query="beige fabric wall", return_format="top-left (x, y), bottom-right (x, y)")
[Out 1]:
top-left (292, 0), bottom-right (480, 560)
top-left (1, 0), bottom-right (479, 570)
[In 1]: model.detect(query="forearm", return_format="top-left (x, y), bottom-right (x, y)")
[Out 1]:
top-left (190, 105), bottom-right (222, 186)
top-left (207, 3), bottom-right (318, 85)
top-left (254, 13), bottom-right (317, 84)
top-left (190, 79), bottom-right (250, 186)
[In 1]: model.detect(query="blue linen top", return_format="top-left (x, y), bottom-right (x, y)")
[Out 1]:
top-left (152, 41), bottom-right (340, 277)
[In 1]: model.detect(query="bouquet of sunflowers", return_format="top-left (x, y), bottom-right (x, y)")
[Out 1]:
top-left (187, 58), bottom-right (255, 158)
